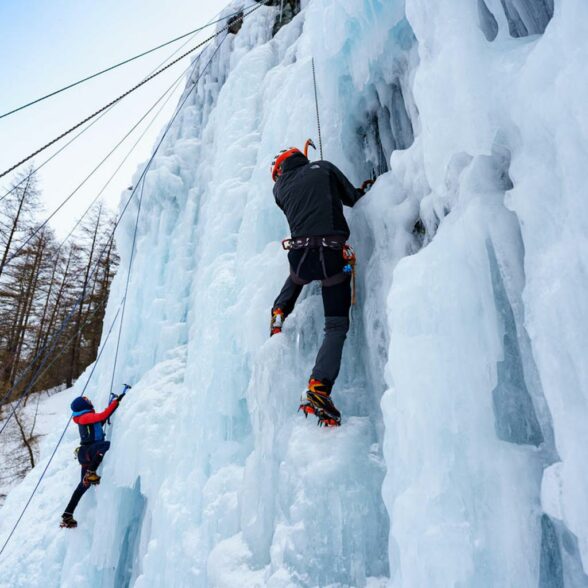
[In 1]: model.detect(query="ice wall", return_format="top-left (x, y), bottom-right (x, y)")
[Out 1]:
top-left (377, 0), bottom-right (588, 586)
top-left (1, 0), bottom-right (587, 587)
top-left (0, 2), bottom-right (398, 586)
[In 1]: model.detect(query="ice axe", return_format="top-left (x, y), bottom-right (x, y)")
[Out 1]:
top-left (107, 383), bottom-right (132, 424)
top-left (304, 138), bottom-right (317, 159)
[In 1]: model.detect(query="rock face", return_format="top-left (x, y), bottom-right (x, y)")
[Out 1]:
top-left (227, 12), bottom-right (244, 35)
top-left (255, 0), bottom-right (301, 35)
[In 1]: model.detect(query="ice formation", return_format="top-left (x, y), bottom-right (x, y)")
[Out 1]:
top-left (1, 0), bottom-right (587, 586)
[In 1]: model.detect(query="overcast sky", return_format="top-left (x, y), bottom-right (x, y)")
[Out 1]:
top-left (0, 0), bottom-right (229, 237)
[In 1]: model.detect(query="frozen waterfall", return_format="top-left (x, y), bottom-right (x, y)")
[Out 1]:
top-left (1, 0), bottom-right (587, 587)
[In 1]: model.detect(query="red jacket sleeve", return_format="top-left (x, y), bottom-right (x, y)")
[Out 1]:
top-left (75, 399), bottom-right (119, 424)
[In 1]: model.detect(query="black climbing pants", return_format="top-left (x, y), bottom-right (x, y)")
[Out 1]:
top-left (63, 440), bottom-right (110, 515)
top-left (273, 247), bottom-right (351, 386)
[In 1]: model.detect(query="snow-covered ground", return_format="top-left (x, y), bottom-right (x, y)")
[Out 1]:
top-left (0, 387), bottom-right (71, 507)
top-left (1, 0), bottom-right (587, 586)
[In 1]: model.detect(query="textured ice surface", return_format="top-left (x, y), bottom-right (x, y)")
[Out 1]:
top-left (1, 0), bottom-right (587, 586)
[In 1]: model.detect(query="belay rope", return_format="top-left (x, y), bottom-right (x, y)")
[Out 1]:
top-left (0, 26), bottom-right (233, 558)
top-left (310, 60), bottom-right (358, 304)
top-left (0, 0), bottom-right (271, 180)
top-left (311, 58), bottom-right (324, 160)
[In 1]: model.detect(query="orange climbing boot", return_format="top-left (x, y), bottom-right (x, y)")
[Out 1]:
top-left (299, 379), bottom-right (341, 427)
top-left (83, 470), bottom-right (101, 487)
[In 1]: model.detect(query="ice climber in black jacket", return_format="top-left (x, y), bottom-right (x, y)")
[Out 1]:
top-left (270, 145), bottom-right (373, 426)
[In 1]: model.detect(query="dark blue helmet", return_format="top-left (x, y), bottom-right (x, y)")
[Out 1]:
top-left (70, 396), bottom-right (93, 414)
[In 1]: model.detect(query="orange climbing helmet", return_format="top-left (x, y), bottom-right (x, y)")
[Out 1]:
top-left (271, 139), bottom-right (317, 182)
top-left (271, 147), bottom-right (301, 182)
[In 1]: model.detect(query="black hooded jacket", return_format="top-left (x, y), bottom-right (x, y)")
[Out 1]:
top-left (273, 152), bottom-right (363, 239)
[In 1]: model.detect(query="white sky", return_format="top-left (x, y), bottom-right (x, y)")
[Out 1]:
top-left (0, 0), bottom-right (231, 237)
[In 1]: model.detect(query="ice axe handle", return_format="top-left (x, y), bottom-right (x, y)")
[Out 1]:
top-left (304, 138), bottom-right (316, 159)
top-left (117, 384), bottom-right (132, 403)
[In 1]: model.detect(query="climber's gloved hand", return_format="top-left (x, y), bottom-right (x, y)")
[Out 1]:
top-left (358, 179), bottom-right (375, 196)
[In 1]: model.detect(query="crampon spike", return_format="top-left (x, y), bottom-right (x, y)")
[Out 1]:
top-left (299, 403), bottom-right (316, 417)
top-left (318, 416), bottom-right (341, 428)
top-left (299, 404), bottom-right (340, 427)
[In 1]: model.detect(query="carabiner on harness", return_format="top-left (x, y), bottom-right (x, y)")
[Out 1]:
top-left (342, 244), bottom-right (357, 305)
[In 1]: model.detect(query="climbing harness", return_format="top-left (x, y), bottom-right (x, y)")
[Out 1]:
top-left (281, 235), bottom-right (347, 251)
top-left (0, 302), bottom-right (122, 556)
top-left (281, 236), bottom-right (358, 303)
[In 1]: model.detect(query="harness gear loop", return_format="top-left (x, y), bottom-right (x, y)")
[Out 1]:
top-left (281, 235), bottom-right (346, 251)
top-left (280, 236), bottom-right (357, 304)
top-left (342, 244), bottom-right (357, 305)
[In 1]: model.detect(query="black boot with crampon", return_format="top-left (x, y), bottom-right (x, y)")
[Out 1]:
top-left (60, 513), bottom-right (78, 529)
top-left (299, 379), bottom-right (341, 427)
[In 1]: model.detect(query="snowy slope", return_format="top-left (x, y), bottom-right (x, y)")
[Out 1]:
top-left (1, 0), bottom-right (588, 587)
top-left (0, 387), bottom-right (71, 506)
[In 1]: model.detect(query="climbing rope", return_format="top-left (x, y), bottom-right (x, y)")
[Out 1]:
top-left (0, 9), bottom-right (212, 206)
top-left (0, 235), bottom-right (118, 432)
top-left (0, 51), bottom-right (200, 416)
top-left (0, 302), bottom-right (124, 558)
top-left (0, 24), bottom-right (232, 428)
top-left (311, 58), bottom-right (324, 160)
top-left (4, 54), bottom-right (196, 269)
top-left (21, 296), bottom-right (109, 399)
top-left (55, 69), bottom-right (184, 254)
top-left (0, 3), bottom-right (262, 554)
top-left (0, 32), bottom-right (228, 559)
top-left (108, 32), bottom-right (228, 393)
top-left (0, 108), bottom-right (112, 205)
top-left (0, 0), bottom-right (268, 411)
top-left (0, 5), bottom-right (254, 121)
top-left (0, 0), bottom-right (269, 180)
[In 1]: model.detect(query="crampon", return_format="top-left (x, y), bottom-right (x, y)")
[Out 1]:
top-left (83, 470), bottom-right (101, 487)
top-left (299, 383), bottom-right (341, 427)
top-left (299, 402), bottom-right (341, 427)
top-left (60, 514), bottom-right (78, 529)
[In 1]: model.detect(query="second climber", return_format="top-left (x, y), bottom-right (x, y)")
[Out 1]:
top-left (60, 388), bottom-right (128, 529)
